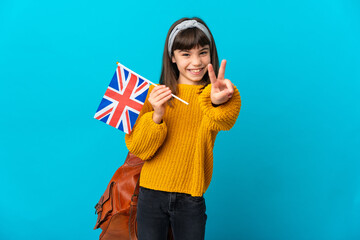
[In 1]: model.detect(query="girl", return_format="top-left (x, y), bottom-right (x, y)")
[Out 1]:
top-left (125, 17), bottom-right (241, 240)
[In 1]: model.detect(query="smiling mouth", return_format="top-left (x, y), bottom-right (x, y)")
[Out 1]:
top-left (188, 68), bottom-right (204, 74)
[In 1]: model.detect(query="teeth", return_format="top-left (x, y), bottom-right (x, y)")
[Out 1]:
top-left (190, 69), bottom-right (201, 73)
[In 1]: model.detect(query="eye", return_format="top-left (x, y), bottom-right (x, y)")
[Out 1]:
top-left (182, 53), bottom-right (190, 57)
top-left (200, 51), bottom-right (208, 55)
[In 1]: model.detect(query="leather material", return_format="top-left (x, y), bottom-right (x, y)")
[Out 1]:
top-left (94, 152), bottom-right (174, 240)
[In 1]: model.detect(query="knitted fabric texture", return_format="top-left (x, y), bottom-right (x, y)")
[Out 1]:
top-left (125, 83), bottom-right (241, 197)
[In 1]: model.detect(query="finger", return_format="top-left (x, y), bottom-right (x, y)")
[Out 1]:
top-left (218, 60), bottom-right (227, 80)
top-left (157, 93), bottom-right (173, 105)
top-left (154, 89), bottom-right (172, 102)
top-left (214, 89), bottom-right (230, 101)
top-left (151, 85), bottom-right (168, 97)
top-left (152, 85), bottom-right (167, 93)
top-left (207, 64), bottom-right (217, 84)
top-left (224, 79), bottom-right (234, 96)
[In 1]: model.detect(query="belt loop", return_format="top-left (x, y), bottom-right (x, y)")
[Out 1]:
top-left (169, 192), bottom-right (176, 212)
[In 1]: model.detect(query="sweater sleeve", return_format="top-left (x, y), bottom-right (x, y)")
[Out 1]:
top-left (124, 85), bottom-right (168, 160)
top-left (198, 83), bottom-right (241, 131)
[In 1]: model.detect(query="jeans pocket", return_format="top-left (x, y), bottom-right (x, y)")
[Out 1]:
top-left (184, 195), bottom-right (207, 215)
top-left (139, 187), bottom-right (162, 201)
top-left (138, 187), bottom-right (147, 201)
top-left (188, 195), bottom-right (205, 203)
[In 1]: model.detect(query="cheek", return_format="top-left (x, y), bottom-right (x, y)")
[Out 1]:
top-left (178, 60), bottom-right (190, 69)
top-left (174, 60), bottom-right (185, 69)
top-left (203, 56), bottom-right (211, 65)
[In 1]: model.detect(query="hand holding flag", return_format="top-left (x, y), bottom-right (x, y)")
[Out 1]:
top-left (94, 62), bottom-right (188, 134)
top-left (148, 85), bottom-right (173, 124)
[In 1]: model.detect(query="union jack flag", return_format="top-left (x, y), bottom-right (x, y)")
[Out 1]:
top-left (94, 63), bottom-right (150, 134)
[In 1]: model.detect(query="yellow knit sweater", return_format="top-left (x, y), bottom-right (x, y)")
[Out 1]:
top-left (125, 83), bottom-right (241, 197)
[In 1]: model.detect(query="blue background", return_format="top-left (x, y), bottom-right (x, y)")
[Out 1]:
top-left (1, 0), bottom-right (359, 239)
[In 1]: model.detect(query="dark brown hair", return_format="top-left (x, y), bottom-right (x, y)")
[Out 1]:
top-left (159, 17), bottom-right (219, 107)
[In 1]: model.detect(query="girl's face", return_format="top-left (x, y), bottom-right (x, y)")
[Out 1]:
top-left (172, 45), bottom-right (211, 85)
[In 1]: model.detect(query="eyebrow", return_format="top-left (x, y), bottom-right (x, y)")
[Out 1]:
top-left (179, 47), bottom-right (210, 52)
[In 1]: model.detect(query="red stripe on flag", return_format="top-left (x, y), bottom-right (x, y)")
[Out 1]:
top-left (95, 107), bottom-right (113, 120)
top-left (134, 82), bottom-right (149, 94)
top-left (117, 66), bottom-right (123, 91)
top-left (126, 110), bottom-right (131, 133)
top-left (107, 73), bottom-right (140, 128)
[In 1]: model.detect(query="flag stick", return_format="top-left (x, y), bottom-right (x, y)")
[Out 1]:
top-left (117, 62), bottom-right (189, 105)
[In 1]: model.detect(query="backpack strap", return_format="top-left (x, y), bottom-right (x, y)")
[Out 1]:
top-left (129, 177), bottom-right (140, 240)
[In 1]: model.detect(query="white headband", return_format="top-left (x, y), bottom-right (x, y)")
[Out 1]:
top-left (168, 20), bottom-right (212, 57)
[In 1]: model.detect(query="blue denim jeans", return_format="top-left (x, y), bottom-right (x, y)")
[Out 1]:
top-left (137, 186), bottom-right (207, 240)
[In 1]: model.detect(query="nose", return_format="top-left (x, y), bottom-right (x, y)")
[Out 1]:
top-left (191, 55), bottom-right (202, 66)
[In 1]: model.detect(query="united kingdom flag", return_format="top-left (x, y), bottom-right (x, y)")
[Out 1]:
top-left (94, 63), bottom-right (150, 134)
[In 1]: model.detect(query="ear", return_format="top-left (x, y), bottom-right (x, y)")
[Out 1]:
top-left (172, 56), bottom-right (176, 63)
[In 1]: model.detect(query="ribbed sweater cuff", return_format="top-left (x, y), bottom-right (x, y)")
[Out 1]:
top-left (125, 111), bottom-right (167, 160)
top-left (199, 84), bottom-right (241, 131)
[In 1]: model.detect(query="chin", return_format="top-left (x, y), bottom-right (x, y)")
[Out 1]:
top-left (188, 75), bottom-right (205, 82)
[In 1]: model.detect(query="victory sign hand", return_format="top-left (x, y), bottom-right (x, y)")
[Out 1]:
top-left (208, 60), bottom-right (234, 105)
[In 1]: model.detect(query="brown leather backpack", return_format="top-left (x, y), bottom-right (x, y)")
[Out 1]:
top-left (94, 152), bottom-right (174, 240)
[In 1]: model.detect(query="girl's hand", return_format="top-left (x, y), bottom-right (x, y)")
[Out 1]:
top-left (208, 60), bottom-right (234, 105)
top-left (148, 85), bottom-right (172, 123)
